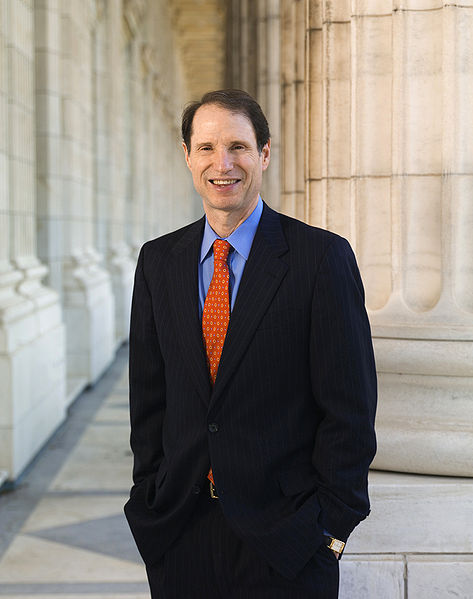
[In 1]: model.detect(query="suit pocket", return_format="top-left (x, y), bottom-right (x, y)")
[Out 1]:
top-left (277, 463), bottom-right (318, 496)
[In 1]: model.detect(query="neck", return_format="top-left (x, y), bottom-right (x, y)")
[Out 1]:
top-left (205, 199), bottom-right (259, 238)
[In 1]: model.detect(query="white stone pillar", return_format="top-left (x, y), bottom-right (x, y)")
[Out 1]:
top-left (302, 1), bottom-right (473, 477)
top-left (305, 0), bottom-right (352, 236)
top-left (239, 0), bottom-right (250, 93)
top-left (59, 0), bottom-right (114, 394)
top-left (264, 0), bottom-right (281, 210)
top-left (0, 0), bottom-right (66, 481)
top-left (252, 0), bottom-right (281, 210)
top-left (126, 35), bottom-right (141, 255)
top-left (256, 1), bottom-right (267, 111)
top-left (281, 0), bottom-right (305, 219)
top-left (226, 0), bottom-right (242, 88)
top-left (356, 4), bottom-right (473, 478)
top-left (298, 3), bottom-right (473, 593)
top-left (302, 2), bottom-right (473, 475)
top-left (100, 0), bottom-right (134, 344)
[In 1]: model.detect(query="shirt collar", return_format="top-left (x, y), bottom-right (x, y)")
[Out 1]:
top-left (200, 196), bottom-right (263, 263)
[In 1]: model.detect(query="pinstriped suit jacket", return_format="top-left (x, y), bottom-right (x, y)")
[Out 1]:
top-left (124, 202), bottom-right (377, 580)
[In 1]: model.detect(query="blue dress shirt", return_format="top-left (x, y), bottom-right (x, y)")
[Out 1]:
top-left (199, 197), bottom-right (263, 316)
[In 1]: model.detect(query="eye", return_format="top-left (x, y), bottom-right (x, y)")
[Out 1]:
top-left (232, 144), bottom-right (245, 150)
top-left (200, 145), bottom-right (212, 151)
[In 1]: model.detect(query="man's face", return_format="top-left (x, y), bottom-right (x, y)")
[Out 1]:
top-left (183, 104), bottom-right (270, 223)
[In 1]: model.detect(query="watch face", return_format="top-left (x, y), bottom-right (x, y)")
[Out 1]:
top-left (329, 538), bottom-right (345, 553)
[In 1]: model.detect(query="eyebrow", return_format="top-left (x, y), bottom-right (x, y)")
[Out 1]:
top-left (195, 140), bottom-right (249, 148)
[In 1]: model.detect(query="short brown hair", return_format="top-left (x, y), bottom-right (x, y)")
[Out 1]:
top-left (181, 89), bottom-right (270, 153)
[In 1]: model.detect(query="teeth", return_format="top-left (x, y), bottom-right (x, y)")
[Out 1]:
top-left (212, 179), bottom-right (238, 185)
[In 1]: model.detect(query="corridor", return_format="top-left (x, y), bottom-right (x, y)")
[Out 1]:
top-left (0, 345), bottom-right (149, 598)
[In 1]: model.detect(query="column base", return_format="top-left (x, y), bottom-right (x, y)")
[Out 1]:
top-left (372, 371), bottom-right (473, 476)
top-left (0, 265), bottom-right (66, 481)
top-left (340, 471), bottom-right (473, 598)
top-left (108, 245), bottom-right (135, 345)
top-left (64, 256), bottom-right (115, 396)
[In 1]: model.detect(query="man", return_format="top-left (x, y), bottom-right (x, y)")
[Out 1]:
top-left (125, 89), bottom-right (377, 598)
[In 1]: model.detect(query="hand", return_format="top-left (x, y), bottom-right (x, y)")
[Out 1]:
top-left (331, 549), bottom-right (340, 559)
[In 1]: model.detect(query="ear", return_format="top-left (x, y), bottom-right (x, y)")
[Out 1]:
top-left (261, 139), bottom-right (271, 171)
top-left (182, 142), bottom-right (191, 169)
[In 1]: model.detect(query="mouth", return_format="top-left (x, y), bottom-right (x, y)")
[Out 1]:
top-left (209, 178), bottom-right (241, 187)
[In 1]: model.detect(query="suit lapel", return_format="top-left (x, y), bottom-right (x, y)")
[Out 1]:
top-left (166, 217), bottom-right (212, 405)
top-left (210, 204), bottom-right (288, 409)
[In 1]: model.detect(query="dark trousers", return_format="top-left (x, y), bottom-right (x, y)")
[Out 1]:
top-left (146, 489), bottom-right (339, 599)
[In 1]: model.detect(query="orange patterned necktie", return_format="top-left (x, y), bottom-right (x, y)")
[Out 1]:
top-left (202, 239), bottom-right (231, 487)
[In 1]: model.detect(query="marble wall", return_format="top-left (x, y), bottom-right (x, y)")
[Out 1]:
top-left (1, 0), bottom-right (200, 482)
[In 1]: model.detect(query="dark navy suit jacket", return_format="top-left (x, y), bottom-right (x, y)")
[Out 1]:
top-left (124, 203), bottom-right (377, 579)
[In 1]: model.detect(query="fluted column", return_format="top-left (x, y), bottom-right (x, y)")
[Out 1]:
top-left (264, 0), bottom-right (281, 209)
top-left (256, 1), bottom-right (268, 109)
top-left (252, 0), bottom-right (282, 210)
top-left (226, 0), bottom-right (241, 88)
top-left (94, 1), bottom-right (135, 344)
top-left (280, 0), bottom-right (305, 219)
top-left (0, 0), bottom-right (23, 309)
top-left (303, 1), bottom-right (473, 476)
top-left (225, 0), bottom-right (282, 208)
top-left (0, 0), bottom-right (66, 480)
top-left (59, 0), bottom-right (114, 391)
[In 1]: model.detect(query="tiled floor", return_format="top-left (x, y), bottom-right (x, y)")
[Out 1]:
top-left (0, 345), bottom-right (150, 598)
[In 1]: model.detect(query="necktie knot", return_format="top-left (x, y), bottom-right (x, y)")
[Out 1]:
top-left (213, 239), bottom-right (231, 264)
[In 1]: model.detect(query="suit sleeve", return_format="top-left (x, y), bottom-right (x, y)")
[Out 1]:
top-left (310, 236), bottom-right (377, 542)
top-left (128, 244), bottom-right (166, 488)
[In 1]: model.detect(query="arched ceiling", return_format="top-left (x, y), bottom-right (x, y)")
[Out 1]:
top-left (171, 0), bottom-right (227, 100)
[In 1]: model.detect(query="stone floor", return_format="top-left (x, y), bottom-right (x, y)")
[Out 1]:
top-left (0, 344), bottom-right (150, 598)
top-left (1, 344), bottom-right (471, 599)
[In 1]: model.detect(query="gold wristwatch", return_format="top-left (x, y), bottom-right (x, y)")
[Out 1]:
top-left (324, 535), bottom-right (345, 558)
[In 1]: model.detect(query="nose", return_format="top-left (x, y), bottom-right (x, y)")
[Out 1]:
top-left (214, 148), bottom-right (233, 173)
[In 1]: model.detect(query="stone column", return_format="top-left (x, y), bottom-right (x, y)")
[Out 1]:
top-left (280, 0), bottom-right (305, 219)
top-left (225, 0), bottom-right (241, 88)
top-left (367, 4), bottom-right (473, 477)
top-left (292, 3), bottom-right (473, 594)
top-left (59, 0), bottom-right (114, 394)
top-left (302, 1), bottom-right (473, 479)
top-left (100, 0), bottom-right (135, 343)
top-left (264, 0), bottom-right (281, 209)
top-left (226, 0), bottom-right (282, 208)
top-left (144, 0), bottom-right (200, 237)
top-left (0, 0), bottom-right (66, 481)
top-left (305, 0), bottom-right (352, 236)
top-left (239, 0), bottom-right (252, 94)
top-left (256, 1), bottom-right (267, 110)
top-left (252, 0), bottom-right (282, 210)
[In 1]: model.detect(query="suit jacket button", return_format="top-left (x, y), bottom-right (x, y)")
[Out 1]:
top-left (208, 423), bottom-right (219, 433)
top-left (192, 485), bottom-right (201, 494)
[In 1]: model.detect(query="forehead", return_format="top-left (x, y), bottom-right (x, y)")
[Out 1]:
top-left (191, 104), bottom-right (256, 143)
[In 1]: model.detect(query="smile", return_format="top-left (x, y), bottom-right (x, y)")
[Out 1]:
top-left (209, 179), bottom-right (240, 185)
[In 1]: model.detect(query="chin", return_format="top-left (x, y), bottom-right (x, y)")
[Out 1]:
top-left (207, 197), bottom-right (242, 211)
